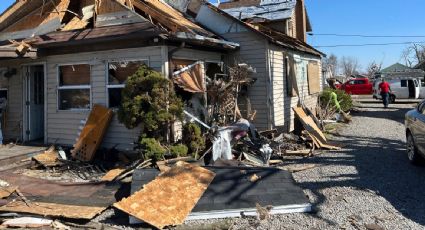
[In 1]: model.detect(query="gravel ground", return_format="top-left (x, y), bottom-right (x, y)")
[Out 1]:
top-left (180, 100), bottom-right (425, 230)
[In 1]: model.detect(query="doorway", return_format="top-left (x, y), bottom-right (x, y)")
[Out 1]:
top-left (408, 79), bottom-right (415, 98)
top-left (24, 65), bottom-right (45, 143)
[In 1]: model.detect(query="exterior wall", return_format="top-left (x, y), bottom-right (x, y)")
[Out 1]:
top-left (0, 60), bottom-right (24, 140)
top-left (45, 46), bottom-right (164, 150)
top-left (269, 44), bottom-right (322, 131)
top-left (44, 46), bottom-right (223, 150)
top-left (222, 31), bottom-right (271, 130)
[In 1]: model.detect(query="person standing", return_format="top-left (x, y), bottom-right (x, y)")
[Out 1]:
top-left (379, 79), bottom-right (391, 108)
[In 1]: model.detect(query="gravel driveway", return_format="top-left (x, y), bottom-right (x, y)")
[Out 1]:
top-left (182, 100), bottom-right (425, 230)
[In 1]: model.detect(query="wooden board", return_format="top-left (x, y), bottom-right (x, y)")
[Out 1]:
top-left (0, 201), bottom-right (106, 220)
top-left (101, 168), bottom-right (126, 182)
top-left (71, 104), bottom-right (113, 162)
top-left (307, 61), bottom-right (320, 94)
top-left (293, 107), bottom-right (327, 144)
top-left (114, 162), bottom-right (215, 229)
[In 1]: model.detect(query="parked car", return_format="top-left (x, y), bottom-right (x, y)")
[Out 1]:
top-left (373, 78), bottom-right (420, 103)
top-left (405, 100), bottom-right (425, 164)
top-left (339, 78), bottom-right (373, 95)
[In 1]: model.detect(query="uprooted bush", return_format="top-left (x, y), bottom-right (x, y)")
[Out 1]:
top-left (140, 138), bottom-right (166, 161)
top-left (319, 88), bottom-right (353, 112)
top-left (182, 122), bottom-right (206, 158)
top-left (118, 64), bottom-right (184, 139)
top-left (169, 144), bottom-right (189, 158)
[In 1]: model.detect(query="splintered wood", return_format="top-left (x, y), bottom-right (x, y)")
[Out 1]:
top-left (5, 0), bottom-right (70, 33)
top-left (71, 104), bottom-right (113, 162)
top-left (293, 107), bottom-right (340, 150)
top-left (33, 146), bottom-right (62, 167)
top-left (114, 162), bottom-right (215, 229)
top-left (0, 201), bottom-right (106, 220)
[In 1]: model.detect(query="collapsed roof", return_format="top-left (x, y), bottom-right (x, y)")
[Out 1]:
top-left (0, 0), bottom-right (239, 58)
top-left (219, 0), bottom-right (296, 22)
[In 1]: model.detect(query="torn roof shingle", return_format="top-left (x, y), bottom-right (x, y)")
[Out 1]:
top-left (219, 0), bottom-right (296, 21)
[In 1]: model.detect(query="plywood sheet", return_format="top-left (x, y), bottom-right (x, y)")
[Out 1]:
top-left (114, 162), bottom-right (215, 229)
top-left (97, 0), bottom-right (127, 14)
top-left (71, 104), bottom-right (113, 162)
top-left (307, 61), bottom-right (320, 94)
top-left (0, 201), bottom-right (106, 219)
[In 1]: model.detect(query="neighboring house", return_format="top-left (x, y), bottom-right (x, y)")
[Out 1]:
top-left (218, 0), bottom-right (312, 43)
top-left (0, 0), bottom-right (323, 149)
top-left (0, 0), bottom-right (237, 150)
top-left (378, 63), bottom-right (424, 79)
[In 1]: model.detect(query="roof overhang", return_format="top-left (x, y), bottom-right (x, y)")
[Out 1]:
top-left (0, 45), bottom-right (37, 59)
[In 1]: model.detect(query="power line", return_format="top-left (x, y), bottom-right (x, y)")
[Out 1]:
top-left (308, 33), bottom-right (425, 38)
top-left (314, 41), bottom-right (425, 48)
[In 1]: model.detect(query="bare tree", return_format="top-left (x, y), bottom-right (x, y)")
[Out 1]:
top-left (402, 43), bottom-right (425, 67)
top-left (323, 54), bottom-right (338, 77)
top-left (365, 61), bottom-right (382, 78)
top-left (340, 56), bottom-right (360, 77)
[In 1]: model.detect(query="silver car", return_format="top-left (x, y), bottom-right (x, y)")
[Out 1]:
top-left (405, 101), bottom-right (425, 164)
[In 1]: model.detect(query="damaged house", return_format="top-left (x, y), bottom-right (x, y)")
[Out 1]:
top-left (0, 0), bottom-right (323, 150)
top-left (0, 0), bottom-right (237, 149)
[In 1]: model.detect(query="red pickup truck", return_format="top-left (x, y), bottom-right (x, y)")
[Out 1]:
top-left (338, 78), bottom-right (373, 95)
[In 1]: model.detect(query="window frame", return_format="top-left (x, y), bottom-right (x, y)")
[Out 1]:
top-left (105, 59), bottom-right (150, 108)
top-left (57, 63), bottom-right (92, 111)
top-left (401, 80), bottom-right (408, 87)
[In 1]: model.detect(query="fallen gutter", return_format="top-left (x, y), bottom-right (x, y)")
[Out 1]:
top-left (184, 110), bottom-right (211, 129)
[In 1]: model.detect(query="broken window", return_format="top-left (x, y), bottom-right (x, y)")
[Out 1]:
top-left (58, 64), bottom-right (91, 110)
top-left (107, 60), bottom-right (148, 108)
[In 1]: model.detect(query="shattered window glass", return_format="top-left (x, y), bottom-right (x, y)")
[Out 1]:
top-left (58, 64), bottom-right (91, 110)
top-left (107, 60), bottom-right (148, 108)
top-left (108, 61), bottom-right (147, 85)
top-left (58, 89), bottom-right (90, 110)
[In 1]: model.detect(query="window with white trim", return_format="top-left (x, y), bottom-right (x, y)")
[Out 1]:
top-left (58, 64), bottom-right (91, 110)
top-left (107, 60), bottom-right (148, 108)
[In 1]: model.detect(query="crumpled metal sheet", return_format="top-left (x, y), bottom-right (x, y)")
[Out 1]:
top-left (114, 162), bottom-right (215, 229)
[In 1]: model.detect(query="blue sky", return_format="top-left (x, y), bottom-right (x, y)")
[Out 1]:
top-left (2, 0), bottom-right (424, 71)
top-left (305, 0), bottom-right (425, 71)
